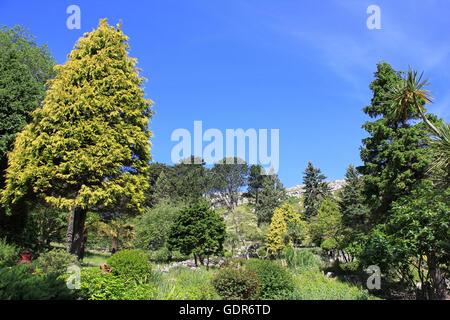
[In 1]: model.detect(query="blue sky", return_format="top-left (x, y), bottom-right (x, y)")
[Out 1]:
top-left (1, 0), bottom-right (449, 187)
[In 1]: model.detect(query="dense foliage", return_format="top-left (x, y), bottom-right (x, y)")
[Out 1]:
top-left (1, 19), bottom-right (153, 259)
top-left (167, 202), bottom-right (226, 267)
top-left (107, 249), bottom-right (152, 284)
top-left (0, 264), bottom-right (74, 300)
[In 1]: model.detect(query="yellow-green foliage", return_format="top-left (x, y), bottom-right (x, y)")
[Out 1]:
top-left (266, 203), bottom-right (309, 253)
top-left (2, 19), bottom-right (152, 214)
top-left (309, 199), bottom-right (342, 245)
top-left (266, 204), bottom-right (291, 253)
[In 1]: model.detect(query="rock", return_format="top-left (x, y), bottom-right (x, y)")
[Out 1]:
top-left (287, 179), bottom-right (346, 198)
top-left (326, 272), bottom-right (334, 278)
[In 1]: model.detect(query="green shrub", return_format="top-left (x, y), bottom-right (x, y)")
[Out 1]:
top-left (78, 267), bottom-right (153, 300)
top-left (0, 264), bottom-right (74, 300)
top-left (283, 248), bottom-right (321, 272)
top-left (150, 247), bottom-right (171, 262)
top-left (244, 259), bottom-right (294, 299)
top-left (289, 270), bottom-right (375, 300)
top-left (0, 238), bottom-right (20, 268)
top-left (339, 261), bottom-right (361, 273)
top-left (212, 266), bottom-right (260, 300)
top-left (321, 238), bottom-right (339, 251)
top-left (107, 249), bottom-right (152, 283)
top-left (35, 249), bottom-right (78, 275)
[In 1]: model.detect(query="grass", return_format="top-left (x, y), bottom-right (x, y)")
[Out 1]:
top-left (151, 266), bottom-right (220, 300)
top-left (49, 243), bottom-right (379, 300)
top-left (82, 251), bottom-right (110, 267)
top-left (50, 242), bottom-right (110, 267)
top-left (290, 270), bottom-right (378, 300)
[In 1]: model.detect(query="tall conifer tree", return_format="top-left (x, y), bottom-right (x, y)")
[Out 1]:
top-left (358, 62), bottom-right (435, 225)
top-left (302, 162), bottom-right (331, 220)
top-left (2, 19), bottom-right (153, 259)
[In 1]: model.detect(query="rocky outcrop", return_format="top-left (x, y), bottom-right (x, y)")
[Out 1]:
top-left (286, 179), bottom-right (346, 198)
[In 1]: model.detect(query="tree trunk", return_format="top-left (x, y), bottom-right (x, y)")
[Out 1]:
top-left (255, 190), bottom-right (259, 227)
top-left (414, 97), bottom-right (443, 139)
top-left (80, 228), bottom-right (88, 261)
top-left (66, 203), bottom-right (87, 260)
top-left (111, 236), bottom-right (118, 254)
top-left (427, 252), bottom-right (448, 300)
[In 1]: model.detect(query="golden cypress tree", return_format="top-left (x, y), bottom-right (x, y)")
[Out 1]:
top-left (266, 204), bottom-right (291, 254)
top-left (2, 19), bottom-right (153, 259)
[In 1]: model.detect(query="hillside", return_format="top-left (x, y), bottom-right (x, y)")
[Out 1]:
top-left (286, 179), bottom-right (346, 198)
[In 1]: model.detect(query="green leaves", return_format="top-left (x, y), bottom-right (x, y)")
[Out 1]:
top-left (167, 202), bottom-right (226, 263)
top-left (0, 25), bottom-right (55, 189)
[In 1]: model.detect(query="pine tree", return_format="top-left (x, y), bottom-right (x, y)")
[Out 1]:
top-left (358, 62), bottom-right (435, 225)
top-left (302, 162), bottom-right (331, 220)
top-left (2, 19), bottom-right (153, 259)
top-left (339, 165), bottom-right (370, 243)
top-left (209, 157), bottom-right (249, 211)
top-left (256, 174), bottom-right (287, 226)
top-left (245, 164), bottom-right (265, 217)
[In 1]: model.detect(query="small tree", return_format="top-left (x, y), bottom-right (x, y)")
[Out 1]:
top-left (266, 205), bottom-right (290, 255)
top-left (167, 202), bottom-right (226, 269)
top-left (355, 181), bottom-right (449, 300)
top-left (309, 199), bottom-right (342, 248)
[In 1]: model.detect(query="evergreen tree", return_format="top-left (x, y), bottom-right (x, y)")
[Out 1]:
top-left (167, 201), bottom-right (226, 269)
top-left (266, 204), bottom-right (290, 254)
top-left (2, 19), bottom-right (153, 259)
top-left (302, 162), bottom-right (331, 220)
top-left (144, 162), bottom-right (174, 207)
top-left (153, 171), bottom-right (172, 203)
top-left (256, 174), bottom-right (287, 226)
top-left (209, 157), bottom-right (249, 211)
top-left (244, 164), bottom-right (265, 217)
top-left (172, 156), bottom-right (209, 203)
top-left (358, 62), bottom-right (435, 225)
top-left (339, 165), bottom-right (370, 243)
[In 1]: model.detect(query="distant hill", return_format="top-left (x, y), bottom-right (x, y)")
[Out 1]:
top-left (286, 179), bottom-right (346, 198)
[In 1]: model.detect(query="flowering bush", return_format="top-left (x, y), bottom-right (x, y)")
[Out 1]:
top-left (99, 264), bottom-right (113, 274)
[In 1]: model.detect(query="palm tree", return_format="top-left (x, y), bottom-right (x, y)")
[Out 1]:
top-left (388, 67), bottom-right (449, 181)
top-left (388, 67), bottom-right (443, 139)
top-left (95, 216), bottom-right (135, 253)
top-left (429, 122), bottom-right (450, 176)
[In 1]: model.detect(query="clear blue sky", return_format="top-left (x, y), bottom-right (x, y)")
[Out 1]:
top-left (1, 0), bottom-right (449, 187)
